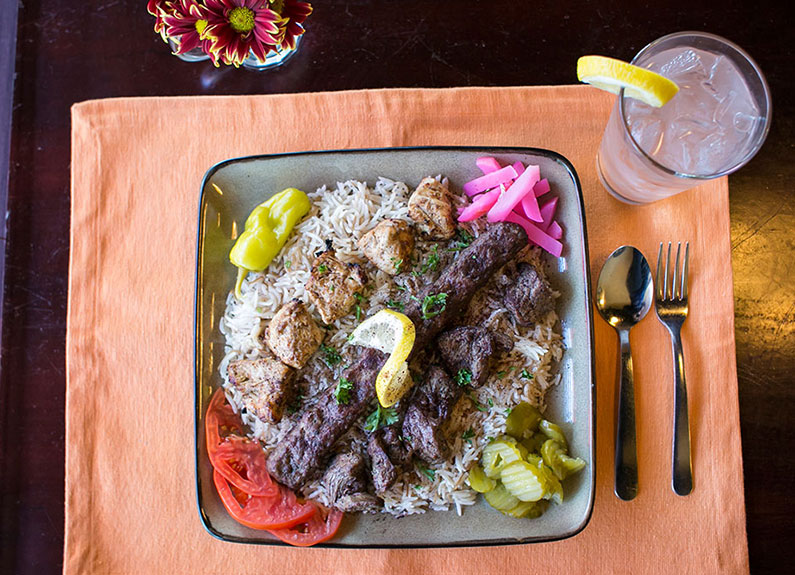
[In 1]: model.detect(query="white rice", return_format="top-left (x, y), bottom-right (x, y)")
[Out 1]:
top-left (218, 177), bottom-right (564, 517)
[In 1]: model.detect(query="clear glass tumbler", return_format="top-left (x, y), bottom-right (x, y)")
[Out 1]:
top-left (596, 32), bottom-right (772, 204)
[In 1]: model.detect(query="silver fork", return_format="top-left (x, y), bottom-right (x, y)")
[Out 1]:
top-left (655, 242), bottom-right (693, 496)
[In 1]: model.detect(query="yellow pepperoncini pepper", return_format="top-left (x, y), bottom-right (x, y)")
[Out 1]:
top-left (229, 187), bottom-right (311, 299)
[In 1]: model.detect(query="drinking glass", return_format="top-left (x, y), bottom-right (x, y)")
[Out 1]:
top-left (596, 32), bottom-right (772, 204)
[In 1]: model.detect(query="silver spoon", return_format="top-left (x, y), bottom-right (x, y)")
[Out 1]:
top-left (596, 246), bottom-right (654, 501)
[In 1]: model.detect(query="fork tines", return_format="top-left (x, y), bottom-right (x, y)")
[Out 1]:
top-left (656, 242), bottom-right (690, 301)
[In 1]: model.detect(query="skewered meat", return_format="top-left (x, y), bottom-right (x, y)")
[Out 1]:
top-left (404, 222), bottom-right (527, 350)
top-left (265, 299), bottom-right (324, 369)
top-left (227, 354), bottom-right (294, 424)
top-left (366, 433), bottom-right (397, 495)
top-left (267, 223), bottom-right (526, 489)
top-left (266, 348), bottom-right (385, 489)
top-left (321, 450), bottom-right (380, 512)
top-left (408, 177), bottom-right (456, 240)
top-left (367, 413), bottom-right (413, 494)
top-left (504, 262), bottom-right (555, 326)
top-left (305, 248), bottom-right (367, 324)
top-left (437, 326), bottom-right (513, 388)
top-left (358, 219), bottom-right (415, 275)
top-left (402, 366), bottom-right (463, 463)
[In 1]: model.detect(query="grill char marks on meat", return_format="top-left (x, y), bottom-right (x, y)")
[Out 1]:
top-left (408, 177), bottom-right (457, 240)
top-left (266, 222), bottom-right (526, 489)
top-left (227, 354), bottom-right (295, 424)
top-left (404, 222), bottom-right (527, 350)
top-left (402, 365), bottom-right (463, 463)
top-left (266, 347), bottom-right (385, 489)
top-left (358, 218), bottom-right (415, 276)
top-left (305, 248), bottom-right (368, 324)
top-left (504, 262), bottom-right (555, 327)
top-left (437, 326), bottom-right (513, 388)
top-left (367, 418), bottom-right (413, 494)
top-left (367, 433), bottom-right (397, 494)
top-left (321, 450), bottom-right (380, 512)
top-left (265, 299), bottom-right (325, 369)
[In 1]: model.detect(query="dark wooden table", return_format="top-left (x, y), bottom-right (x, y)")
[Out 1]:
top-left (1, 1), bottom-right (792, 573)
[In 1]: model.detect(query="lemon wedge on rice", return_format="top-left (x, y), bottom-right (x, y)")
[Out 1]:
top-left (577, 55), bottom-right (679, 107)
top-left (350, 309), bottom-right (416, 407)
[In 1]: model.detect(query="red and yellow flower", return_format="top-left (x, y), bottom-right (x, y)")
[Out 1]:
top-left (270, 0), bottom-right (313, 51)
top-left (203, 0), bottom-right (285, 67)
top-left (147, 0), bottom-right (312, 67)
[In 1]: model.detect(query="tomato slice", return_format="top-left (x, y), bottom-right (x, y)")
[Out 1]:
top-left (206, 388), bottom-right (276, 497)
top-left (213, 470), bottom-right (317, 530)
top-left (205, 387), bottom-right (246, 452)
top-left (267, 504), bottom-right (344, 547)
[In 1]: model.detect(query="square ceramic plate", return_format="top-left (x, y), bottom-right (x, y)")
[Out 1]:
top-left (195, 146), bottom-right (595, 547)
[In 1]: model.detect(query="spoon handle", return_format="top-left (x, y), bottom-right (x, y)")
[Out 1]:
top-left (615, 329), bottom-right (638, 500)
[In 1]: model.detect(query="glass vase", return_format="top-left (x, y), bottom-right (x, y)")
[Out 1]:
top-left (241, 35), bottom-right (303, 70)
top-left (167, 35), bottom-right (302, 70)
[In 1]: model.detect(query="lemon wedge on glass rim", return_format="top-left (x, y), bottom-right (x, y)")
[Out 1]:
top-left (577, 55), bottom-right (679, 107)
top-left (349, 309), bottom-right (416, 407)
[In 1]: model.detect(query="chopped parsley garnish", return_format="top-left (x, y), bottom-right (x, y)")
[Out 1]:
top-left (284, 260), bottom-right (291, 269)
top-left (416, 461), bottom-right (436, 481)
top-left (334, 376), bottom-right (353, 405)
top-left (505, 407), bottom-right (513, 416)
top-left (316, 263), bottom-right (328, 274)
top-left (487, 398), bottom-right (494, 407)
top-left (448, 228), bottom-right (474, 252)
top-left (386, 299), bottom-right (405, 312)
top-left (520, 368), bottom-right (534, 380)
top-left (353, 292), bottom-right (366, 322)
top-left (462, 428), bottom-right (475, 445)
top-left (469, 392), bottom-right (488, 412)
top-left (364, 404), bottom-right (399, 432)
top-left (447, 228), bottom-right (475, 252)
top-left (396, 284), bottom-right (407, 292)
top-left (454, 368), bottom-right (473, 387)
top-left (495, 370), bottom-right (507, 379)
top-left (419, 245), bottom-right (440, 274)
top-left (321, 344), bottom-right (342, 366)
top-left (391, 257), bottom-right (403, 273)
top-left (420, 292), bottom-right (448, 319)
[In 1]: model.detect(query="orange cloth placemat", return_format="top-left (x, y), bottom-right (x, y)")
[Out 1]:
top-left (67, 86), bottom-right (748, 574)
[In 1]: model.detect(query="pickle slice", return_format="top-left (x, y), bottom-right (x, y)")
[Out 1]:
top-left (539, 420), bottom-right (569, 451)
top-left (482, 437), bottom-right (524, 479)
top-left (505, 402), bottom-right (543, 438)
top-left (468, 463), bottom-right (497, 493)
top-left (521, 433), bottom-right (546, 455)
top-left (484, 482), bottom-right (520, 512)
top-left (503, 499), bottom-right (547, 519)
top-left (500, 460), bottom-right (547, 502)
top-left (541, 439), bottom-right (587, 480)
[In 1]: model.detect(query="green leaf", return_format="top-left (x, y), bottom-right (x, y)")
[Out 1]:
top-left (421, 292), bottom-right (448, 319)
top-left (321, 344), bottom-right (342, 366)
top-left (334, 377), bottom-right (353, 405)
top-left (454, 368), bottom-right (473, 387)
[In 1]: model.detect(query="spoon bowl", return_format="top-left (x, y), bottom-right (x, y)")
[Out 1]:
top-left (596, 246), bottom-right (653, 500)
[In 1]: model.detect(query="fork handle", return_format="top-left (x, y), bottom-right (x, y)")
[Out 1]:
top-left (669, 326), bottom-right (693, 495)
top-left (615, 328), bottom-right (638, 501)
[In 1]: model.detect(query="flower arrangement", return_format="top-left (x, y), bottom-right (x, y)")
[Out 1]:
top-left (148, 0), bottom-right (313, 67)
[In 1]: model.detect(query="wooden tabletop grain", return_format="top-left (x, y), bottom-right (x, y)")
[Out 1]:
top-left (1, 1), bottom-right (792, 573)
